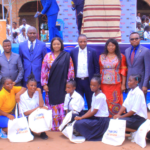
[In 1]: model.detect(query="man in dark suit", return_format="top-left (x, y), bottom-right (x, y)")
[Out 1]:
top-left (70, 34), bottom-right (100, 109)
top-left (39, 0), bottom-right (61, 42)
top-left (125, 32), bottom-right (150, 95)
top-left (71, 0), bottom-right (85, 34)
top-left (19, 26), bottom-right (47, 89)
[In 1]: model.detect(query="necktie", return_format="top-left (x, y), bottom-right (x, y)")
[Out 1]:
top-left (68, 97), bottom-right (73, 111)
top-left (130, 48), bottom-right (136, 65)
top-left (29, 42), bottom-right (33, 55)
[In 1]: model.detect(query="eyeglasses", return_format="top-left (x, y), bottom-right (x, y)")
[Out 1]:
top-left (130, 38), bottom-right (140, 41)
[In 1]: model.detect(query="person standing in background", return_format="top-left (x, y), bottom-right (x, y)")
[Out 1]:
top-left (40, 29), bottom-right (48, 42)
top-left (12, 22), bottom-right (19, 35)
top-left (38, 0), bottom-right (62, 42)
top-left (19, 18), bottom-right (30, 34)
top-left (71, 0), bottom-right (85, 34)
top-left (136, 12), bottom-right (141, 23)
top-left (0, 39), bottom-right (24, 90)
top-left (19, 26), bottom-right (47, 89)
top-left (18, 28), bottom-right (28, 43)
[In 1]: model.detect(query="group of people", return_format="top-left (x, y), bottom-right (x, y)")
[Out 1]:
top-left (0, 27), bottom-right (150, 142)
top-left (136, 12), bottom-right (150, 40)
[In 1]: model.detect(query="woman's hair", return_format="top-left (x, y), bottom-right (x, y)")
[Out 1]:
top-left (50, 37), bottom-right (64, 52)
top-left (13, 32), bottom-right (18, 38)
top-left (103, 38), bottom-right (121, 60)
top-left (92, 74), bottom-right (101, 85)
top-left (27, 72), bottom-right (37, 84)
top-left (67, 79), bottom-right (76, 87)
top-left (130, 74), bottom-right (141, 83)
top-left (144, 25), bottom-right (149, 31)
top-left (1, 77), bottom-right (12, 85)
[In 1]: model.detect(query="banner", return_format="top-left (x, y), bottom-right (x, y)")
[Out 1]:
top-left (0, 20), bottom-right (6, 45)
top-left (57, 0), bottom-right (136, 43)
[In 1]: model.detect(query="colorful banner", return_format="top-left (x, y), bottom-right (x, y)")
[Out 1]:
top-left (0, 20), bottom-right (6, 45)
top-left (57, 0), bottom-right (136, 43)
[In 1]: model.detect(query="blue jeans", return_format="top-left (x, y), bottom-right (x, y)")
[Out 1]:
top-left (0, 115), bottom-right (15, 128)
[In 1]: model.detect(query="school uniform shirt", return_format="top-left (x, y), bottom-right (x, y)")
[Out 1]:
top-left (19, 90), bottom-right (40, 115)
top-left (12, 28), bottom-right (20, 33)
top-left (19, 24), bottom-right (30, 33)
top-left (64, 90), bottom-right (84, 113)
top-left (123, 86), bottom-right (147, 119)
top-left (76, 47), bottom-right (89, 78)
top-left (18, 33), bottom-right (28, 43)
top-left (144, 31), bottom-right (150, 39)
top-left (0, 86), bottom-right (22, 113)
top-left (91, 93), bottom-right (109, 117)
top-left (136, 16), bottom-right (141, 23)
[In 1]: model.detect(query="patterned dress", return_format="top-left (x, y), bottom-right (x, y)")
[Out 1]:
top-left (99, 54), bottom-right (127, 118)
top-left (41, 52), bottom-right (74, 131)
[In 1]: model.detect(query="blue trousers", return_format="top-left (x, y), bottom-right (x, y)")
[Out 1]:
top-left (0, 115), bottom-right (15, 128)
top-left (47, 13), bottom-right (62, 42)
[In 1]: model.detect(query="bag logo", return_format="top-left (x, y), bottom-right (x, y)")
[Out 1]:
top-left (34, 113), bottom-right (44, 121)
top-left (16, 128), bottom-right (28, 134)
top-left (107, 130), bottom-right (118, 136)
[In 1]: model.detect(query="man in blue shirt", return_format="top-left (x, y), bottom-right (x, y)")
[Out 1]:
top-left (39, 0), bottom-right (62, 42)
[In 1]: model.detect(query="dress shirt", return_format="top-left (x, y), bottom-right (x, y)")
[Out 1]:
top-left (64, 90), bottom-right (84, 113)
top-left (76, 47), bottom-right (89, 78)
top-left (130, 44), bottom-right (140, 58)
top-left (123, 86), bottom-right (147, 119)
top-left (28, 40), bottom-right (36, 49)
top-left (144, 31), bottom-right (150, 40)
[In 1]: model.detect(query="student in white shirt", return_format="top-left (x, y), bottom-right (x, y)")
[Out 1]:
top-left (18, 28), bottom-right (28, 43)
top-left (114, 74), bottom-right (147, 132)
top-left (12, 22), bottom-right (19, 35)
top-left (136, 12), bottom-right (141, 23)
top-left (144, 26), bottom-right (150, 40)
top-left (19, 73), bottom-right (48, 140)
top-left (74, 74), bottom-right (110, 141)
top-left (64, 79), bottom-right (84, 115)
top-left (19, 18), bottom-right (30, 33)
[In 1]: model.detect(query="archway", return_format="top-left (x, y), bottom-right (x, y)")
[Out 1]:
top-left (137, 0), bottom-right (150, 16)
top-left (0, 4), bottom-right (7, 19)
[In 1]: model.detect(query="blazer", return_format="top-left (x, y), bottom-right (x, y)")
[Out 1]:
top-left (125, 45), bottom-right (150, 89)
top-left (19, 39), bottom-right (47, 83)
top-left (70, 47), bottom-right (100, 81)
top-left (41, 0), bottom-right (59, 16)
top-left (0, 52), bottom-right (24, 89)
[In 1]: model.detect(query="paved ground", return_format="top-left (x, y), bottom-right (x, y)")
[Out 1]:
top-left (0, 113), bottom-right (150, 150)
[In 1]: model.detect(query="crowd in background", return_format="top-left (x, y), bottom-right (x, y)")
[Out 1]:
top-left (136, 12), bottom-right (150, 40)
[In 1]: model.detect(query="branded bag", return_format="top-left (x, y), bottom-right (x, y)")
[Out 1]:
top-left (8, 104), bottom-right (34, 142)
top-left (28, 108), bottom-right (52, 133)
top-left (102, 119), bottom-right (126, 146)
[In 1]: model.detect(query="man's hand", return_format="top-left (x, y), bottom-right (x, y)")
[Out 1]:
top-left (78, 11), bottom-right (83, 16)
top-left (142, 86), bottom-right (147, 94)
top-left (38, 12), bottom-right (41, 16)
top-left (75, 116), bottom-right (82, 120)
top-left (113, 114), bottom-right (121, 119)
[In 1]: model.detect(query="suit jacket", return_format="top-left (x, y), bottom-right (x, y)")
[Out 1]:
top-left (70, 47), bottom-right (100, 81)
top-left (19, 39), bottom-right (47, 83)
top-left (41, 0), bottom-right (59, 16)
top-left (0, 52), bottom-right (24, 89)
top-left (125, 45), bottom-right (150, 89)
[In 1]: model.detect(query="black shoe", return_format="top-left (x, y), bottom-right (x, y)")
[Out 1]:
top-left (40, 132), bottom-right (48, 140)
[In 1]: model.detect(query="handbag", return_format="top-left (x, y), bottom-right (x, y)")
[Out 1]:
top-left (28, 108), bottom-right (52, 133)
top-left (102, 119), bottom-right (126, 146)
top-left (8, 104), bottom-right (34, 142)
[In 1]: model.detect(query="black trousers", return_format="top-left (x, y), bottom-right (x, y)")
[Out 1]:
top-left (77, 16), bottom-right (83, 34)
top-left (75, 78), bottom-right (93, 109)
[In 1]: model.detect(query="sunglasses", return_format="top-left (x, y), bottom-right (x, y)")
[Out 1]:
top-left (130, 38), bottom-right (139, 41)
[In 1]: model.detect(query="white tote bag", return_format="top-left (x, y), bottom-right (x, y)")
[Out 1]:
top-left (102, 119), bottom-right (126, 146)
top-left (131, 119), bottom-right (150, 148)
top-left (62, 121), bottom-right (86, 144)
top-left (28, 108), bottom-right (52, 133)
top-left (8, 104), bottom-right (34, 142)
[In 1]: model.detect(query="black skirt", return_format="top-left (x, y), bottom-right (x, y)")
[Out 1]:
top-left (120, 115), bottom-right (146, 130)
top-left (74, 116), bottom-right (110, 141)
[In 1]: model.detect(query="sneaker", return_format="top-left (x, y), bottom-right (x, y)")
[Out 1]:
top-left (40, 132), bottom-right (48, 140)
top-left (0, 129), bottom-right (7, 139)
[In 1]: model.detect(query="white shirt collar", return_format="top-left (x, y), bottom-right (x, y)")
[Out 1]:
top-left (130, 86), bottom-right (139, 95)
top-left (28, 39), bottom-right (36, 44)
top-left (79, 46), bottom-right (87, 52)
